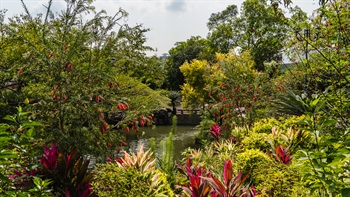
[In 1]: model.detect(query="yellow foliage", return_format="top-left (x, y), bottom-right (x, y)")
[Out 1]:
top-left (215, 50), bottom-right (257, 83)
top-left (180, 50), bottom-right (257, 109)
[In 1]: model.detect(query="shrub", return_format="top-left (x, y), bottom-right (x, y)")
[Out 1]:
top-left (254, 163), bottom-right (300, 197)
top-left (40, 143), bottom-right (93, 197)
top-left (234, 149), bottom-right (272, 185)
top-left (241, 132), bottom-right (270, 151)
top-left (181, 140), bottom-right (238, 176)
top-left (251, 118), bottom-right (281, 133)
top-left (92, 146), bottom-right (174, 197)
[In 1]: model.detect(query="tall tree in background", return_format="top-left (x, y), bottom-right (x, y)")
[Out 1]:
top-left (164, 36), bottom-right (211, 90)
top-left (207, 0), bottom-right (289, 70)
top-left (207, 5), bottom-right (239, 53)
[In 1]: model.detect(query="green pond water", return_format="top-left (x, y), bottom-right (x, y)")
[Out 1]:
top-left (126, 125), bottom-right (199, 161)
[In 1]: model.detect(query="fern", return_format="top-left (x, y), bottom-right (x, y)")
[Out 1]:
top-left (160, 116), bottom-right (177, 172)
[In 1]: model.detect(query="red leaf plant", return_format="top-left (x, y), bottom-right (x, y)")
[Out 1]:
top-left (210, 123), bottom-right (221, 141)
top-left (181, 159), bottom-right (255, 197)
top-left (180, 158), bottom-right (212, 197)
top-left (40, 143), bottom-right (93, 197)
top-left (204, 160), bottom-right (255, 197)
top-left (271, 144), bottom-right (292, 164)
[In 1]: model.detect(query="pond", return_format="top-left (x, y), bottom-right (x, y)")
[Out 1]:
top-left (126, 125), bottom-right (199, 161)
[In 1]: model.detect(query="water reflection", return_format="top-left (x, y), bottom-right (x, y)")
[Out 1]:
top-left (126, 125), bottom-right (198, 161)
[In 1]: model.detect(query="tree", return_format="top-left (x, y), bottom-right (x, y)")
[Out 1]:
top-left (0, 0), bottom-right (153, 157)
top-left (180, 59), bottom-right (211, 110)
top-left (207, 4), bottom-right (238, 30)
top-left (207, 0), bottom-right (289, 70)
top-left (164, 36), bottom-right (212, 90)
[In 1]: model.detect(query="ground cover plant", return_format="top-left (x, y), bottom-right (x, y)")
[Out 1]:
top-left (0, 0), bottom-right (349, 196)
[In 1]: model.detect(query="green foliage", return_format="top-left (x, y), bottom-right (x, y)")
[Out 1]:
top-left (253, 162), bottom-right (300, 197)
top-left (234, 149), bottom-right (272, 176)
top-left (165, 36), bottom-right (213, 90)
top-left (198, 50), bottom-right (267, 133)
top-left (92, 146), bottom-right (174, 197)
top-left (117, 74), bottom-right (170, 110)
top-left (3, 177), bottom-right (53, 197)
top-left (182, 140), bottom-right (238, 176)
top-left (207, 0), bottom-right (289, 70)
top-left (28, 177), bottom-right (53, 197)
top-left (0, 0), bottom-right (157, 157)
top-left (251, 118), bottom-right (281, 134)
top-left (158, 116), bottom-right (178, 191)
top-left (160, 117), bottom-right (175, 172)
top-left (0, 107), bottom-right (44, 195)
top-left (241, 132), bottom-right (269, 151)
top-left (180, 59), bottom-right (211, 109)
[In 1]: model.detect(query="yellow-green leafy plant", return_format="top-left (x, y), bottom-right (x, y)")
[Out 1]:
top-left (91, 145), bottom-right (174, 197)
top-left (241, 132), bottom-right (270, 151)
top-left (254, 162), bottom-right (301, 197)
top-left (251, 118), bottom-right (281, 134)
top-left (234, 149), bottom-right (272, 185)
top-left (181, 140), bottom-right (238, 176)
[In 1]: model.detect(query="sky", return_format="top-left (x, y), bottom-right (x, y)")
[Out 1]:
top-left (1, 0), bottom-right (320, 56)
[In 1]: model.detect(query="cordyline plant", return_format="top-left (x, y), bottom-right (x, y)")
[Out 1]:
top-left (181, 158), bottom-right (255, 197)
top-left (92, 145), bottom-right (174, 197)
top-left (180, 158), bottom-right (212, 197)
top-left (40, 143), bottom-right (93, 197)
top-left (116, 144), bottom-right (156, 172)
top-left (270, 144), bottom-right (292, 164)
top-left (0, 0), bottom-right (153, 157)
top-left (210, 123), bottom-right (221, 141)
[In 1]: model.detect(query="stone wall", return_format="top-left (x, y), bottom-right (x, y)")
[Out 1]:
top-left (176, 114), bottom-right (201, 125)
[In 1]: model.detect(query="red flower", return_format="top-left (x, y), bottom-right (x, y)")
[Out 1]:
top-left (101, 122), bottom-right (108, 134)
top-left (139, 119), bottom-right (145, 127)
top-left (117, 103), bottom-right (125, 110)
top-left (124, 103), bottom-right (129, 109)
top-left (63, 46), bottom-right (69, 50)
top-left (253, 97), bottom-right (257, 102)
top-left (109, 81), bottom-right (113, 88)
top-left (49, 52), bottom-right (53, 58)
top-left (67, 64), bottom-right (73, 71)
top-left (100, 113), bottom-right (105, 120)
top-left (246, 103), bottom-right (252, 108)
top-left (17, 69), bottom-right (22, 75)
top-left (95, 95), bottom-right (101, 102)
top-left (125, 127), bottom-right (130, 133)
